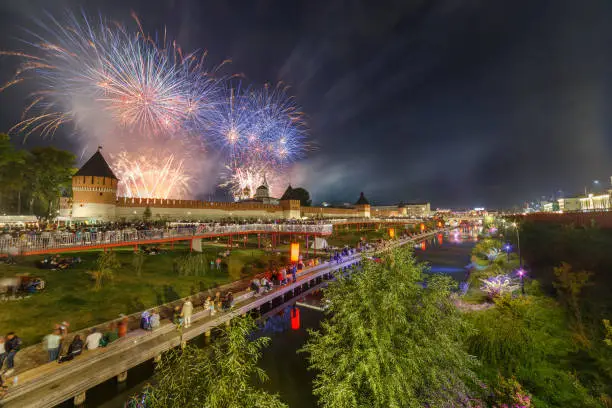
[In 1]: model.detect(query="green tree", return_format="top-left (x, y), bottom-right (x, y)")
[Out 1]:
top-left (553, 262), bottom-right (592, 346)
top-left (143, 205), bottom-right (152, 221)
top-left (302, 247), bottom-right (477, 408)
top-left (92, 251), bottom-right (121, 290)
top-left (27, 147), bottom-right (75, 217)
top-left (132, 251), bottom-right (146, 277)
top-left (291, 187), bottom-right (312, 206)
top-left (136, 316), bottom-right (286, 408)
top-left (0, 134), bottom-right (28, 213)
top-left (467, 295), bottom-right (600, 407)
top-left (603, 320), bottom-right (612, 347)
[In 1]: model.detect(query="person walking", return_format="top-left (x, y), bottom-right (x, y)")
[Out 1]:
top-left (205, 296), bottom-right (215, 316)
top-left (0, 336), bottom-right (6, 371)
top-left (4, 332), bottom-right (22, 374)
top-left (85, 328), bottom-right (102, 351)
top-left (181, 299), bottom-right (194, 328)
top-left (215, 257), bottom-right (222, 270)
top-left (291, 264), bottom-right (297, 283)
top-left (43, 329), bottom-right (62, 362)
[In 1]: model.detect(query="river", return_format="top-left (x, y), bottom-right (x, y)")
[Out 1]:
top-left (59, 228), bottom-right (477, 408)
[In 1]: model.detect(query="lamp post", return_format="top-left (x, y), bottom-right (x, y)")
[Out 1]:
top-left (517, 268), bottom-right (526, 295)
top-left (503, 243), bottom-right (511, 262)
top-left (512, 222), bottom-right (522, 268)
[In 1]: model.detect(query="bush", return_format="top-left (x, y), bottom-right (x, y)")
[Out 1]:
top-left (174, 254), bottom-right (210, 276)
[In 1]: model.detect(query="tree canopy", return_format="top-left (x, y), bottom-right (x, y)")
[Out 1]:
top-left (301, 247), bottom-right (477, 408)
top-left (136, 316), bottom-right (286, 408)
top-left (0, 134), bottom-right (75, 217)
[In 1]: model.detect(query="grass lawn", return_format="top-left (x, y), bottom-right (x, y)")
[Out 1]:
top-left (0, 242), bottom-right (289, 346)
top-left (326, 228), bottom-right (389, 247)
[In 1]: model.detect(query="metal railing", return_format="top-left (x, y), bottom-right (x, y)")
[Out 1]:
top-left (0, 223), bottom-right (334, 254)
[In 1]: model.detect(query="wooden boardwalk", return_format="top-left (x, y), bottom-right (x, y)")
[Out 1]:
top-left (0, 231), bottom-right (442, 408)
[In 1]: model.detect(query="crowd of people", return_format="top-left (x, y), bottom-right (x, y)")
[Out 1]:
top-left (0, 219), bottom-right (335, 253)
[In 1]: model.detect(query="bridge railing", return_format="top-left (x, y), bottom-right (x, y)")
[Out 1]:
top-left (0, 224), bottom-right (334, 254)
top-left (328, 217), bottom-right (423, 224)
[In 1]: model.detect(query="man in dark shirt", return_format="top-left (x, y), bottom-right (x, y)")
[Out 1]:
top-left (5, 332), bottom-right (22, 373)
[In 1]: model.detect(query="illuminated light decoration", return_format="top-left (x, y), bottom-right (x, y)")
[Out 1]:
top-left (437, 233), bottom-right (443, 245)
top-left (290, 307), bottom-right (300, 330)
top-left (420, 241), bottom-right (426, 251)
top-left (437, 221), bottom-right (443, 228)
top-left (420, 223), bottom-right (425, 232)
top-left (290, 242), bottom-right (300, 263)
top-left (388, 228), bottom-right (395, 238)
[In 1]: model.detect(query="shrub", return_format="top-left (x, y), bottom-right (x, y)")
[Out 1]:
top-left (174, 253), bottom-right (209, 276)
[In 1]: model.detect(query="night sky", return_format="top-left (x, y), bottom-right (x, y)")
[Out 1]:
top-left (2, 0), bottom-right (612, 209)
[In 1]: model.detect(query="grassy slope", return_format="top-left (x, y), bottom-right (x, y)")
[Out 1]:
top-left (0, 243), bottom-right (285, 346)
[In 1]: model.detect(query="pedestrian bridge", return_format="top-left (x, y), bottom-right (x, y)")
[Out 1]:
top-left (0, 230), bottom-right (444, 408)
top-left (0, 224), bottom-right (334, 256)
top-left (0, 218), bottom-right (429, 256)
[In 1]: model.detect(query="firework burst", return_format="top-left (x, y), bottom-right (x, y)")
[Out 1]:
top-left (111, 149), bottom-right (191, 199)
top-left (1, 11), bottom-right (220, 138)
top-left (2, 11), bottom-right (308, 201)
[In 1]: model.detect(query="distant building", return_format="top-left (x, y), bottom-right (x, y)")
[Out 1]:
top-left (371, 201), bottom-right (431, 218)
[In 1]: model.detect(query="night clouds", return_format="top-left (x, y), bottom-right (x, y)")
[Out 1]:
top-left (2, 0), bottom-right (612, 208)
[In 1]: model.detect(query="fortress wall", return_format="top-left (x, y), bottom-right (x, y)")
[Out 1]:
top-left (116, 197), bottom-right (280, 211)
top-left (302, 206), bottom-right (363, 218)
top-left (115, 204), bottom-right (286, 220)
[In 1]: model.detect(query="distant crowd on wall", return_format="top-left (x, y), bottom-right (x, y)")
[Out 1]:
top-left (0, 218), bottom-right (331, 239)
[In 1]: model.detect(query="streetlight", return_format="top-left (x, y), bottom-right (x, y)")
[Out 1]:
top-left (517, 268), bottom-right (526, 295)
top-left (512, 222), bottom-right (522, 268)
top-left (503, 243), bottom-right (511, 262)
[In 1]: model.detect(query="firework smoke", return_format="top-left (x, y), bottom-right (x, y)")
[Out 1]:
top-left (2, 11), bottom-right (308, 201)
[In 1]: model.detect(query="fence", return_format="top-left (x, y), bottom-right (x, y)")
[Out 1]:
top-left (0, 224), bottom-right (334, 255)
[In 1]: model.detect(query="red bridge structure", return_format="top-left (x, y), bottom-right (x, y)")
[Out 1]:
top-left (0, 224), bottom-right (334, 257)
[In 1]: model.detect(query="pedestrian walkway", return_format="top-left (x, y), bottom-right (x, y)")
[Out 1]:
top-left (0, 230), bottom-right (444, 408)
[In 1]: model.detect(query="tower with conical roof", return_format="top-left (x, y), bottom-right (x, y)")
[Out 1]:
top-left (71, 147), bottom-right (118, 221)
top-left (355, 192), bottom-right (371, 218)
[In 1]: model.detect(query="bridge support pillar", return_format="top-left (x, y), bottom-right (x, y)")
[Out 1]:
top-left (133, 244), bottom-right (138, 253)
top-left (117, 371), bottom-right (128, 383)
top-left (74, 391), bottom-right (86, 406)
